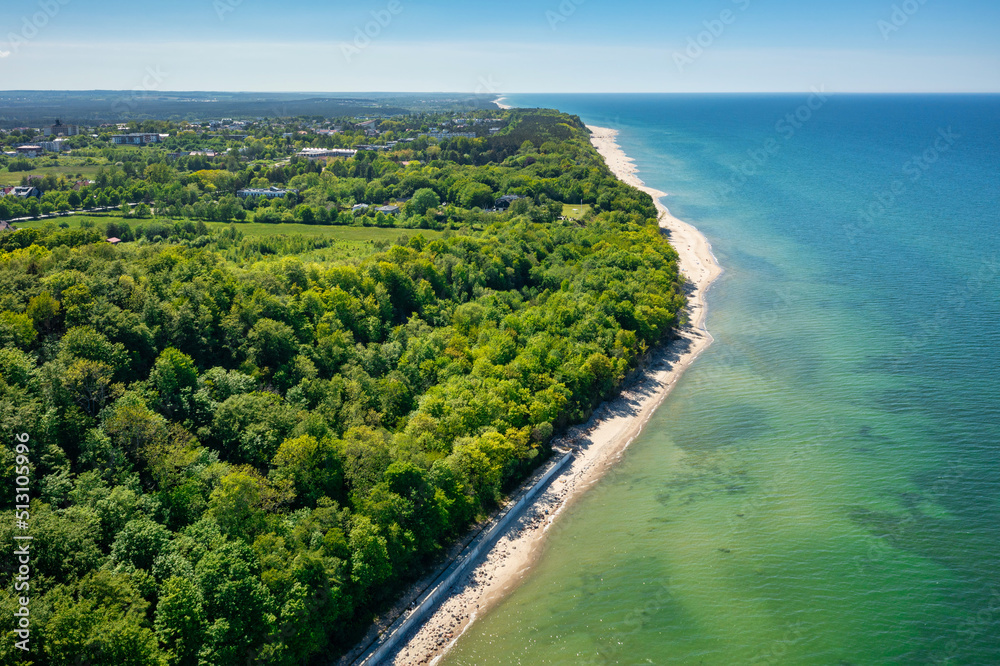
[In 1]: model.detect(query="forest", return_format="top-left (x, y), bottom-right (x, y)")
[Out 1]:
top-left (0, 110), bottom-right (685, 664)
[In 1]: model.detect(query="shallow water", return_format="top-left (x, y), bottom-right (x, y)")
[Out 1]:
top-left (442, 94), bottom-right (1000, 665)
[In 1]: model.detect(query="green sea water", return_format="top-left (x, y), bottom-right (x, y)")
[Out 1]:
top-left (441, 95), bottom-right (1000, 665)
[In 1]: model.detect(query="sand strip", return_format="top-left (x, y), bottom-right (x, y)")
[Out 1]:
top-left (364, 124), bottom-right (722, 666)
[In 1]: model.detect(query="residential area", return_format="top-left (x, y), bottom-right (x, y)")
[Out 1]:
top-left (0, 111), bottom-right (524, 229)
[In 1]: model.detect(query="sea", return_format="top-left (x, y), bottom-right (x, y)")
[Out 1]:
top-left (441, 94), bottom-right (1000, 665)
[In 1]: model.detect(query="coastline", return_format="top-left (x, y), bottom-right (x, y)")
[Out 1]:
top-left (380, 125), bottom-right (723, 666)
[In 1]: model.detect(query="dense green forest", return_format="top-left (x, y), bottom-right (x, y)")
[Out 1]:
top-left (0, 110), bottom-right (685, 664)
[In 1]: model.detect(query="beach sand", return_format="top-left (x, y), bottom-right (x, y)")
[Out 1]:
top-left (380, 125), bottom-right (722, 666)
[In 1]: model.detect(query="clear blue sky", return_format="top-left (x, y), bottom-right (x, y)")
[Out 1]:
top-left (1, 0), bottom-right (998, 92)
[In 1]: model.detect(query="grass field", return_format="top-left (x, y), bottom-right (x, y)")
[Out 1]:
top-left (562, 203), bottom-right (591, 220)
top-left (8, 214), bottom-right (119, 230)
top-left (0, 156), bottom-right (108, 186)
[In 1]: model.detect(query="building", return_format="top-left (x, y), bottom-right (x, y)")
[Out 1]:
top-left (0, 221), bottom-right (16, 232)
top-left (352, 203), bottom-right (370, 212)
top-left (106, 237), bottom-right (122, 244)
top-left (236, 187), bottom-right (298, 199)
top-left (297, 148), bottom-right (357, 160)
top-left (39, 139), bottom-right (68, 153)
top-left (495, 194), bottom-right (526, 210)
top-left (422, 130), bottom-right (478, 140)
top-left (44, 121), bottom-right (79, 137)
top-left (112, 133), bottom-right (165, 145)
top-left (376, 205), bottom-right (401, 215)
top-left (15, 145), bottom-right (41, 157)
top-left (7, 187), bottom-right (41, 199)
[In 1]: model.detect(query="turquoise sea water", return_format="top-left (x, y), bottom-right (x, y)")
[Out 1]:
top-left (443, 95), bottom-right (1000, 664)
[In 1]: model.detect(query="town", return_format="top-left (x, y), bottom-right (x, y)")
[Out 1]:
top-left (0, 111), bottom-right (514, 231)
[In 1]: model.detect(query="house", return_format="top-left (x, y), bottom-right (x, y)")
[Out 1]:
top-left (112, 133), bottom-right (164, 145)
top-left (495, 194), bottom-right (526, 210)
top-left (15, 145), bottom-right (42, 157)
top-left (44, 121), bottom-right (79, 137)
top-left (376, 205), bottom-right (400, 215)
top-left (106, 237), bottom-right (122, 244)
top-left (352, 204), bottom-right (370, 212)
top-left (236, 187), bottom-right (298, 199)
top-left (0, 221), bottom-right (16, 232)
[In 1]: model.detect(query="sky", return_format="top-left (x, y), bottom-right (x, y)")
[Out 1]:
top-left (1, 0), bottom-right (999, 93)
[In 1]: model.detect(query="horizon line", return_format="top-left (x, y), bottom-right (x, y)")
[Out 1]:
top-left (3, 90), bottom-right (1000, 95)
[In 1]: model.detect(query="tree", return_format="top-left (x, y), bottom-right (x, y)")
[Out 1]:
top-left (110, 516), bottom-right (172, 571)
top-left (247, 318), bottom-right (298, 372)
top-left (459, 182), bottom-right (494, 209)
top-left (270, 434), bottom-right (344, 506)
top-left (42, 572), bottom-right (166, 666)
top-left (59, 326), bottom-right (127, 374)
top-left (145, 162), bottom-right (174, 184)
top-left (348, 515), bottom-right (392, 597)
top-left (101, 392), bottom-right (170, 463)
top-left (410, 187), bottom-right (440, 215)
top-left (155, 576), bottom-right (206, 666)
top-left (0, 311), bottom-right (37, 349)
top-left (207, 466), bottom-right (291, 539)
top-left (64, 358), bottom-right (114, 416)
top-left (149, 348), bottom-right (199, 417)
top-left (195, 542), bottom-right (275, 664)
top-left (26, 291), bottom-right (61, 332)
top-left (211, 392), bottom-right (296, 466)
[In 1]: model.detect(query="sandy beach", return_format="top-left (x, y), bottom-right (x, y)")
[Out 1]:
top-left (376, 125), bottom-right (723, 666)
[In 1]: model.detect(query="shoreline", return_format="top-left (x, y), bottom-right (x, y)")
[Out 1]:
top-left (378, 124), bottom-right (723, 666)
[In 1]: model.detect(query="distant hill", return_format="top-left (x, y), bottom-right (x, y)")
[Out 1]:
top-left (0, 91), bottom-right (498, 127)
